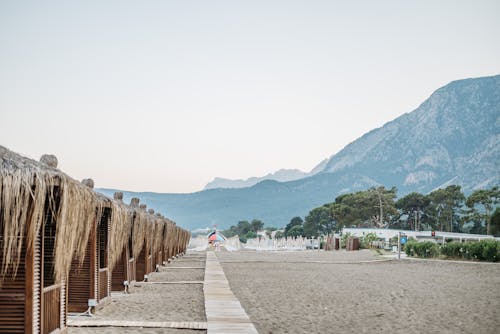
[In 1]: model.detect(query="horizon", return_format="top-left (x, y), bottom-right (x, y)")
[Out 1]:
top-left (1, 1), bottom-right (499, 193)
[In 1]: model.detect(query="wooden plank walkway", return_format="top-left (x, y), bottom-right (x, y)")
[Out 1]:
top-left (67, 319), bottom-right (207, 329)
top-left (133, 281), bottom-right (204, 285)
top-left (163, 266), bottom-right (206, 269)
top-left (204, 251), bottom-right (258, 334)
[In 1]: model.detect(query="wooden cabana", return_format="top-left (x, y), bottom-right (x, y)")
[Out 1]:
top-left (149, 210), bottom-right (165, 272)
top-left (0, 146), bottom-right (99, 333)
top-left (128, 199), bottom-right (151, 281)
top-left (67, 181), bottom-right (126, 313)
top-left (163, 220), bottom-right (176, 262)
top-left (153, 213), bottom-right (165, 266)
top-left (110, 192), bottom-right (134, 292)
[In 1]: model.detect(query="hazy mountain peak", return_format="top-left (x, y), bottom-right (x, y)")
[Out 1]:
top-left (204, 168), bottom-right (310, 190)
top-left (204, 156), bottom-right (330, 190)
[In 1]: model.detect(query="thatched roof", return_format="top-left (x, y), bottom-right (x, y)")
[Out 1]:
top-left (107, 200), bottom-right (131, 271)
top-left (1, 145), bottom-right (191, 282)
top-left (0, 146), bottom-right (101, 282)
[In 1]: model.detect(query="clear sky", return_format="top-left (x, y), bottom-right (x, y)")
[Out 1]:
top-left (1, 0), bottom-right (499, 193)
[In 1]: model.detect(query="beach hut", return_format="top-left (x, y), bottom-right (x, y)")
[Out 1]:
top-left (158, 219), bottom-right (189, 262)
top-left (150, 211), bottom-right (166, 271)
top-left (110, 192), bottom-right (134, 292)
top-left (161, 220), bottom-right (172, 264)
top-left (129, 200), bottom-right (151, 281)
top-left (0, 146), bottom-right (99, 333)
top-left (68, 179), bottom-right (130, 312)
top-left (153, 213), bottom-right (165, 266)
top-left (165, 222), bottom-right (178, 262)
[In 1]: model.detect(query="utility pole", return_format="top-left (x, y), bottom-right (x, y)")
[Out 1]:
top-left (397, 231), bottom-right (401, 260)
top-left (414, 209), bottom-right (418, 231)
top-left (373, 188), bottom-right (384, 228)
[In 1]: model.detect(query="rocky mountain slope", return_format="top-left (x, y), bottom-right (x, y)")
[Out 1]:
top-left (321, 74), bottom-right (500, 193)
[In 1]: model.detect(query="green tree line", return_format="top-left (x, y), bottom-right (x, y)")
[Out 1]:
top-left (222, 219), bottom-right (266, 243)
top-left (284, 185), bottom-right (500, 238)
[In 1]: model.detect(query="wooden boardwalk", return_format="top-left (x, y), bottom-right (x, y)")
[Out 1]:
top-left (68, 319), bottom-right (207, 329)
top-left (204, 251), bottom-right (258, 334)
top-left (68, 251), bottom-right (259, 333)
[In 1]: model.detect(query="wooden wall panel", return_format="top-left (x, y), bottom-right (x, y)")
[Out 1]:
top-left (67, 237), bottom-right (93, 312)
top-left (111, 251), bottom-right (126, 291)
top-left (0, 237), bottom-right (26, 333)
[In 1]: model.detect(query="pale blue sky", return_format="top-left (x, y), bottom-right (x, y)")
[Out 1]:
top-left (1, 0), bottom-right (499, 193)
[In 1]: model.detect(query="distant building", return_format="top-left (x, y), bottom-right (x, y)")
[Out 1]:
top-left (342, 227), bottom-right (498, 243)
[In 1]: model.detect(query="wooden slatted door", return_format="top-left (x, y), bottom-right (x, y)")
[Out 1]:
top-left (111, 250), bottom-right (127, 291)
top-left (0, 237), bottom-right (26, 333)
top-left (42, 284), bottom-right (60, 334)
top-left (97, 208), bottom-right (111, 301)
top-left (157, 250), bottom-right (162, 266)
top-left (67, 236), bottom-right (94, 312)
top-left (135, 246), bottom-right (146, 281)
top-left (146, 239), bottom-right (153, 275)
top-left (31, 235), bottom-right (41, 334)
top-left (127, 237), bottom-right (135, 282)
top-left (147, 254), bottom-right (152, 275)
top-left (40, 187), bottom-right (65, 334)
top-left (128, 257), bottom-right (135, 282)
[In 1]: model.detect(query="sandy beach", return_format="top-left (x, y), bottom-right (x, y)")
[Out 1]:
top-left (218, 250), bottom-right (500, 334)
top-left (68, 252), bottom-right (207, 334)
top-left (67, 249), bottom-right (500, 334)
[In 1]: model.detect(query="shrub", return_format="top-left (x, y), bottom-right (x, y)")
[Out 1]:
top-left (440, 242), bottom-right (464, 258)
top-left (340, 232), bottom-right (353, 249)
top-left (405, 240), bottom-right (438, 258)
top-left (405, 238), bottom-right (500, 262)
top-left (404, 239), bottom-right (418, 256)
top-left (479, 239), bottom-right (500, 262)
top-left (416, 241), bottom-right (439, 258)
top-left (462, 241), bottom-right (498, 261)
top-left (360, 232), bottom-right (378, 249)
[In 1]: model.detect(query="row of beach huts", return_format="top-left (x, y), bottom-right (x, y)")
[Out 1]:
top-left (0, 145), bottom-right (190, 333)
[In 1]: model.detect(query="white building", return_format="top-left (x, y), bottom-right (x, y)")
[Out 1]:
top-left (342, 227), bottom-right (498, 243)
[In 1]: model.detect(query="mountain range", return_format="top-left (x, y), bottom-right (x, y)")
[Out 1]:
top-left (98, 74), bottom-right (500, 231)
top-left (203, 159), bottom-right (328, 190)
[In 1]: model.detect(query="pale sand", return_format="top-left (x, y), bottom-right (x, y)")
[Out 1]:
top-left (217, 250), bottom-right (500, 334)
top-left (152, 268), bottom-right (205, 282)
top-left (69, 329), bottom-right (202, 334)
top-left (68, 251), bottom-right (207, 334)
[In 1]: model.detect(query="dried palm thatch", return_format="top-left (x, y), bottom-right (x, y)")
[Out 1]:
top-left (180, 230), bottom-right (190, 252)
top-left (163, 220), bottom-right (173, 257)
top-left (113, 192), bottom-right (123, 201)
top-left (40, 154), bottom-right (58, 168)
top-left (81, 178), bottom-right (95, 189)
top-left (145, 210), bottom-right (155, 249)
top-left (130, 197), bottom-right (139, 208)
top-left (107, 201), bottom-right (131, 272)
top-left (106, 190), bottom-right (133, 270)
top-left (166, 220), bottom-right (181, 258)
top-left (130, 198), bottom-right (148, 258)
top-left (1, 146), bottom-right (100, 283)
top-left (152, 217), bottom-right (165, 254)
top-left (1, 145), bottom-right (191, 285)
